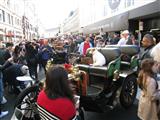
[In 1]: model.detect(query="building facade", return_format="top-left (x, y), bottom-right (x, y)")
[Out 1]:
top-left (79, 0), bottom-right (160, 35)
top-left (62, 9), bottom-right (80, 35)
top-left (45, 27), bottom-right (60, 38)
top-left (0, 0), bottom-right (39, 43)
top-left (0, 0), bottom-right (23, 42)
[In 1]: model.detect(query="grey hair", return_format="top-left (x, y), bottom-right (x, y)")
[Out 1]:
top-left (144, 34), bottom-right (154, 41)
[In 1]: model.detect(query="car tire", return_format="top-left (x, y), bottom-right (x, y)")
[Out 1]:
top-left (120, 75), bottom-right (137, 109)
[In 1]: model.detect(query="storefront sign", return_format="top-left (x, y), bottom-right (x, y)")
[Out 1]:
top-left (139, 21), bottom-right (143, 31)
top-left (82, 12), bottom-right (128, 33)
top-left (79, 0), bottom-right (156, 28)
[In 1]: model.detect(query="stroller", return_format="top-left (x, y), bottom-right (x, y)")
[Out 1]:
top-left (2, 63), bottom-right (29, 94)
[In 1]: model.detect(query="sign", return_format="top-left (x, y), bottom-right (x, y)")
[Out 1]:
top-left (139, 21), bottom-right (143, 31)
top-left (79, 0), bottom-right (156, 27)
top-left (82, 12), bottom-right (128, 34)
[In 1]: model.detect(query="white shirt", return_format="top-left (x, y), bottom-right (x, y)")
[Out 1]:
top-left (92, 50), bottom-right (106, 66)
top-left (117, 38), bottom-right (127, 45)
top-left (151, 42), bottom-right (160, 62)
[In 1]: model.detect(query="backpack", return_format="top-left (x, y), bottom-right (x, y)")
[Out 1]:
top-left (40, 46), bottom-right (53, 61)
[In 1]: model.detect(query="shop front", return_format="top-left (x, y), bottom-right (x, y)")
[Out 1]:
top-left (5, 31), bottom-right (14, 42)
top-left (0, 29), bottom-right (5, 41)
top-left (128, 0), bottom-right (160, 42)
top-left (80, 0), bottom-right (159, 35)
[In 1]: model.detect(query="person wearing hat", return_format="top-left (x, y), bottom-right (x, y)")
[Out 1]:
top-left (117, 30), bottom-right (129, 45)
top-left (96, 38), bottom-right (105, 47)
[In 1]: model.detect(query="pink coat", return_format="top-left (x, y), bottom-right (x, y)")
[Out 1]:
top-left (138, 77), bottom-right (160, 120)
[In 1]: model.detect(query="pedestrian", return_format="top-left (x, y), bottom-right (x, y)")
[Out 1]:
top-left (110, 33), bottom-right (120, 45)
top-left (78, 36), bottom-right (93, 55)
top-left (117, 30), bottom-right (129, 45)
top-left (0, 66), bottom-right (8, 118)
top-left (0, 42), bottom-right (8, 118)
top-left (37, 66), bottom-right (76, 119)
top-left (39, 39), bottom-right (53, 73)
top-left (25, 42), bottom-right (38, 80)
top-left (96, 38), bottom-right (105, 48)
top-left (137, 59), bottom-right (160, 120)
top-left (3, 42), bottom-right (13, 61)
top-left (151, 41), bottom-right (160, 63)
top-left (126, 34), bottom-right (138, 45)
top-left (140, 34), bottom-right (155, 60)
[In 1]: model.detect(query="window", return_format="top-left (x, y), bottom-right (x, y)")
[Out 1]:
top-left (15, 18), bottom-right (17, 25)
top-left (8, 13), bottom-right (11, 24)
top-left (0, 9), bottom-right (2, 22)
top-left (2, 10), bottom-right (5, 22)
top-left (11, 16), bottom-right (13, 25)
top-left (17, 19), bottom-right (19, 25)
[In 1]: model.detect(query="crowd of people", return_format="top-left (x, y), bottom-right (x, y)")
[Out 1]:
top-left (0, 29), bottom-right (160, 119)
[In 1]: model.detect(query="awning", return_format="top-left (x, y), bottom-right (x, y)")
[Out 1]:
top-left (5, 33), bottom-right (14, 37)
top-left (82, 12), bottom-right (129, 34)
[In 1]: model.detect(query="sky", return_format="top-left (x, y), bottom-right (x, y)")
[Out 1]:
top-left (33, 0), bottom-right (78, 29)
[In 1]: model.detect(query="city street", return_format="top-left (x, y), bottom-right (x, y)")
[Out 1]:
top-left (1, 70), bottom-right (159, 120)
top-left (2, 93), bottom-right (140, 120)
top-left (1, 69), bottom-right (46, 120)
top-left (1, 69), bottom-right (141, 120)
top-left (0, 0), bottom-right (160, 120)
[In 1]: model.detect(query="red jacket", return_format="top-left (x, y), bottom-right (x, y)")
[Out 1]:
top-left (37, 90), bottom-right (76, 120)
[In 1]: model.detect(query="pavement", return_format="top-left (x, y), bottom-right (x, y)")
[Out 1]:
top-left (1, 69), bottom-right (45, 120)
top-left (2, 73), bottom-right (160, 120)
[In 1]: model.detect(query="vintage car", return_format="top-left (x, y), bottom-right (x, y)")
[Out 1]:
top-left (14, 45), bottom-right (140, 120)
top-left (74, 45), bottom-right (140, 114)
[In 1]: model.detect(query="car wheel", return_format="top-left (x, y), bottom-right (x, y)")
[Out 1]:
top-left (120, 75), bottom-right (137, 109)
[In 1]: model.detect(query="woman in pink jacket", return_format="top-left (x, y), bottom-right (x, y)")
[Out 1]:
top-left (137, 59), bottom-right (160, 120)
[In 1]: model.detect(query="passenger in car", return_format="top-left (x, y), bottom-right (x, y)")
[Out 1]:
top-left (89, 48), bottom-right (106, 66)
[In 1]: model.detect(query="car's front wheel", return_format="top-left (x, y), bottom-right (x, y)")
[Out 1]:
top-left (120, 75), bottom-right (137, 109)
